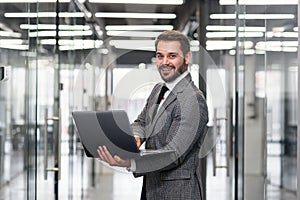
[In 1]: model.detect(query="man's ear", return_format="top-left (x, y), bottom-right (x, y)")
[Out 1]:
top-left (185, 51), bottom-right (192, 65)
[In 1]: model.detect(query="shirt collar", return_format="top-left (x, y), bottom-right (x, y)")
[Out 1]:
top-left (165, 71), bottom-right (189, 91)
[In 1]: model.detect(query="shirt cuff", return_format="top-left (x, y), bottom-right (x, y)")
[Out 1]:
top-left (127, 159), bottom-right (136, 172)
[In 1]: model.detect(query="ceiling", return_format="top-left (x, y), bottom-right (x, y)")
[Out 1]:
top-left (0, 1), bottom-right (297, 38)
top-left (0, 0), bottom-right (297, 64)
top-left (0, 1), bottom-right (198, 39)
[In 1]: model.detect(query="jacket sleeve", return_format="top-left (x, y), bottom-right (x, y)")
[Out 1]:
top-left (133, 88), bottom-right (208, 176)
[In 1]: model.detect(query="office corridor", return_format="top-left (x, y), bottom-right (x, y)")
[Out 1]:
top-left (0, 1), bottom-right (299, 199)
top-left (0, 148), bottom-right (296, 200)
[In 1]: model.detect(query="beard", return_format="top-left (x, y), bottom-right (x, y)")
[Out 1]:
top-left (158, 61), bottom-right (188, 83)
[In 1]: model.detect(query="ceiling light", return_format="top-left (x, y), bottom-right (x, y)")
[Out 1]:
top-left (210, 14), bottom-right (294, 20)
top-left (109, 39), bottom-right (205, 51)
top-left (256, 41), bottom-right (298, 48)
top-left (105, 25), bottom-right (173, 31)
top-left (190, 40), bottom-right (199, 46)
top-left (265, 32), bottom-right (298, 38)
top-left (5, 12), bottom-right (56, 18)
top-left (245, 14), bottom-right (294, 20)
top-left (273, 32), bottom-right (298, 38)
top-left (282, 41), bottom-right (298, 46)
top-left (60, 45), bottom-right (96, 51)
top-left (206, 40), bottom-right (253, 50)
top-left (0, 39), bottom-right (24, 44)
top-left (219, 0), bottom-right (297, 5)
top-left (40, 39), bottom-right (103, 46)
top-left (89, 0), bottom-right (183, 4)
top-left (107, 31), bottom-right (162, 38)
top-left (191, 46), bottom-right (199, 52)
top-left (206, 25), bottom-right (266, 32)
top-left (59, 41), bottom-right (103, 51)
top-left (282, 47), bottom-right (297, 52)
top-left (229, 49), bottom-right (256, 55)
top-left (256, 41), bottom-right (282, 48)
top-left (206, 32), bottom-right (264, 38)
top-left (5, 12), bottom-right (91, 18)
top-left (0, 31), bottom-right (21, 38)
top-left (266, 32), bottom-right (274, 38)
top-left (20, 24), bottom-right (91, 30)
top-left (95, 12), bottom-right (176, 19)
top-left (29, 30), bottom-right (93, 37)
top-left (258, 41), bottom-right (299, 51)
top-left (0, 44), bottom-right (28, 50)
top-left (39, 39), bottom-right (103, 50)
top-left (109, 40), bottom-right (155, 51)
top-left (255, 50), bottom-right (266, 54)
top-left (59, 12), bottom-right (91, 18)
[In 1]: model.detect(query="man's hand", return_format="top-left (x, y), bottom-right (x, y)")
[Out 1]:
top-left (97, 146), bottom-right (131, 168)
top-left (134, 136), bottom-right (141, 148)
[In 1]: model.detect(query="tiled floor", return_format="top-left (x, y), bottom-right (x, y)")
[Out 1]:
top-left (0, 150), bottom-right (297, 200)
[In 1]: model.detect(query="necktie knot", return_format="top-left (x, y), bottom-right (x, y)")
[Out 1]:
top-left (157, 85), bottom-right (169, 104)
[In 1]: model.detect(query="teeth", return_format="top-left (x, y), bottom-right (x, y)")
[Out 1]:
top-left (161, 66), bottom-right (173, 70)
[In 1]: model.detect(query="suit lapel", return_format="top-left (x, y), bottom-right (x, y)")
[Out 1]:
top-left (148, 74), bottom-right (192, 137)
top-left (151, 91), bottom-right (176, 125)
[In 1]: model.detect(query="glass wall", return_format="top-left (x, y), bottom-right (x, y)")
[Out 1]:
top-left (238, 2), bottom-right (298, 200)
top-left (204, 1), bottom-right (298, 200)
top-left (0, 49), bottom-right (28, 199)
top-left (0, 1), bottom-right (104, 199)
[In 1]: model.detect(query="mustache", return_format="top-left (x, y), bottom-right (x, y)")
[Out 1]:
top-left (158, 64), bottom-right (175, 70)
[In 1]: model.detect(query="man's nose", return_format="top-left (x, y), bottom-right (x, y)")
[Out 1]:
top-left (162, 56), bottom-right (169, 65)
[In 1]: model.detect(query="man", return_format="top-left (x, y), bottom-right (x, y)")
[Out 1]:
top-left (97, 30), bottom-right (208, 200)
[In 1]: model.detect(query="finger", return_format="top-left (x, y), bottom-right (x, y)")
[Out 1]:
top-left (97, 147), bottom-right (104, 161)
top-left (114, 155), bottom-right (122, 163)
top-left (97, 148), bottom-right (105, 161)
top-left (103, 146), bottom-right (117, 165)
top-left (98, 146), bottom-right (109, 162)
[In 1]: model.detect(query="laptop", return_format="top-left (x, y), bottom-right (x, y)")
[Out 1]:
top-left (72, 110), bottom-right (175, 159)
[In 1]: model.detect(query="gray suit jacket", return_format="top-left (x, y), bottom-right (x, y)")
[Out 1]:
top-left (131, 73), bottom-right (208, 200)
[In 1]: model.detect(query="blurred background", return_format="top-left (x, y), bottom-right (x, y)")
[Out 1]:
top-left (0, 0), bottom-right (298, 199)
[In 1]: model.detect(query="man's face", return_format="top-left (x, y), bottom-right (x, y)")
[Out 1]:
top-left (156, 40), bottom-right (191, 82)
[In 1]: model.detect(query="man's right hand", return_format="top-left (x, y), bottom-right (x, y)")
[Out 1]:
top-left (97, 146), bottom-right (130, 168)
top-left (134, 136), bottom-right (141, 148)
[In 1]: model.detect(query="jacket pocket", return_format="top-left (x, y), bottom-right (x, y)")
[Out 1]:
top-left (160, 169), bottom-right (191, 181)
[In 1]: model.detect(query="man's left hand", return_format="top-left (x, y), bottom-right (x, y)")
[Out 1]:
top-left (97, 146), bottom-right (131, 168)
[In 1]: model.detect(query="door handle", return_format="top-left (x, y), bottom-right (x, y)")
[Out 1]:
top-left (212, 108), bottom-right (229, 177)
top-left (44, 108), bottom-right (61, 180)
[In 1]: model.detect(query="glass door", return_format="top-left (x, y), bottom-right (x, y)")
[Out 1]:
top-left (24, 1), bottom-right (105, 199)
top-left (0, 5), bottom-right (29, 198)
top-left (24, 2), bottom-right (93, 199)
top-left (25, 2), bottom-right (62, 199)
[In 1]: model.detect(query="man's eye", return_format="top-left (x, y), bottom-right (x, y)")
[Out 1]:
top-left (169, 54), bottom-right (177, 59)
top-left (156, 55), bottom-right (163, 59)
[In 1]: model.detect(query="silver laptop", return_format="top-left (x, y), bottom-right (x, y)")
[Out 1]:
top-left (72, 110), bottom-right (175, 159)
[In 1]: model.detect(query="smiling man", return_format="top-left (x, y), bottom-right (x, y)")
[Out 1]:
top-left (97, 30), bottom-right (208, 200)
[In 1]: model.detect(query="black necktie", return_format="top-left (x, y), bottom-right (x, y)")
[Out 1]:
top-left (152, 85), bottom-right (169, 121)
top-left (157, 85), bottom-right (169, 104)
